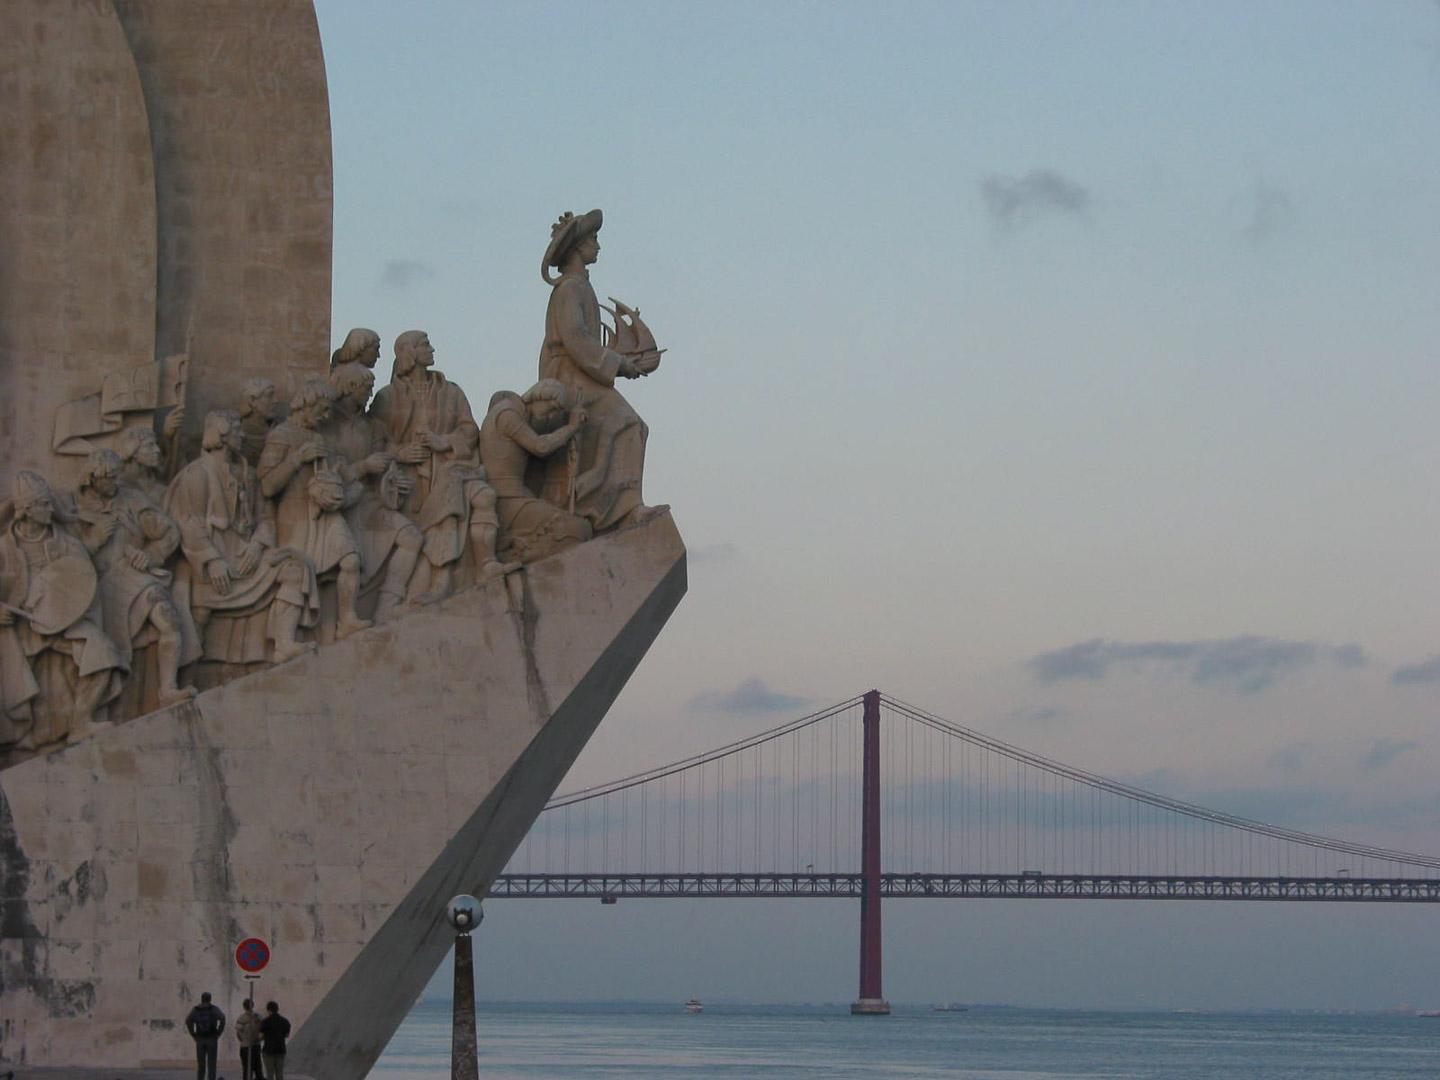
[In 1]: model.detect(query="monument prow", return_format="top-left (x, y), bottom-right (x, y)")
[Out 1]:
top-left (0, 512), bottom-right (686, 1074)
top-left (2, 4), bottom-right (683, 1072)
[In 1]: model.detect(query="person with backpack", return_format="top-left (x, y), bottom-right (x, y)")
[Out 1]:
top-left (184, 991), bottom-right (226, 1080)
top-left (236, 997), bottom-right (265, 1079)
top-left (260, 999), bottom-right (292, 1080)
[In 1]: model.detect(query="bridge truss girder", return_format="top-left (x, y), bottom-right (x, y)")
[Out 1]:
top-left (487, 871), bottom-right (1440, 902)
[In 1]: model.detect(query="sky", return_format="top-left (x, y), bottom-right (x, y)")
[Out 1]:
top-left (313, 1), bottom-right (1439, 1011)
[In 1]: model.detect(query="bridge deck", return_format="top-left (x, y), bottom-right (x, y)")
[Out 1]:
top-left (488, 872), bottom-right (1440, 902)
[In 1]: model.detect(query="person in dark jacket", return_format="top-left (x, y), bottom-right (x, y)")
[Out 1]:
top-left (260, 999), bottom-right (292, 1080)
top-left (184, 991), bottom-right (226, 1080)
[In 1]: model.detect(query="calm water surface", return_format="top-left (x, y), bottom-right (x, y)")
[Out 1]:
top-left (368, 1000), bottom-right (1440, 1078)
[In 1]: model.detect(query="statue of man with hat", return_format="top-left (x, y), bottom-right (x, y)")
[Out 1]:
top-left (538, 209), bottom-right (667, 533)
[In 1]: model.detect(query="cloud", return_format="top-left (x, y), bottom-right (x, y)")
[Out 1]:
top-left (980, 169), bottom-right (1091, 230)
top-left (1392, 655), bottom-right (1440, 685)
top-left (688, 677), bottom-right (810, 716)
top-left (1005, 706), bottom-right (1064, 728)
top-left (1360, 738), bottom-right (1419, 771)
top-left (379, 259), bottom-right (435, 291)
top-left (688, 542), bottom-right (739, 566)
top-left (1028, 636), bottom-right (1366, 694)
top-left (1241, 180), bottom-right (1296, 245)
top-left (1265, 742), bottom-right (1312, 773)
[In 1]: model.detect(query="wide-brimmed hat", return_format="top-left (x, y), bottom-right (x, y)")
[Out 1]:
top-left (542, 208), bottom-right (602, 284)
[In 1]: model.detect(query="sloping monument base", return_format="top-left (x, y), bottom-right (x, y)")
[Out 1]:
top-left (0, 513), bottom-right (686, 1075)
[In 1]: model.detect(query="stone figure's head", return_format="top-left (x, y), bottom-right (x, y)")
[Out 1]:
top-left (11, 471), bottom-right (55, 526)
top-left (290, 377), bottom-right (338, 429)
top-left (392, 330), bottom-right (435, 378)
top-left (80, 449), bottom-right (123, 499)
top-left (116, 425), bottom-right (163, 471)
top-left (202, 410), bottom-right (244, 456)
top-left (542, 209), bottom-right (602, 283)
top-left (522, 379), bottom-right (572, 432)
top-left (240, 377), bottom-right (280, 421)
top-left (330, 362), bottom-right (376, 410)
top-left (332, 327), bottom-right (381, 369)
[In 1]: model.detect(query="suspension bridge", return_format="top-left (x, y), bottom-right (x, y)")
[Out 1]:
top-left (489, 690), bottom-right (1440, 1013)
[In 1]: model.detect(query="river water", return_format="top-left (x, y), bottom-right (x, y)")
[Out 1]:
top-left (367, 999), bottom-right (1440, 1078)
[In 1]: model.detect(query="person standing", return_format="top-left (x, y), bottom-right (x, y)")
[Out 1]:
top-left (236, 997), bottom-right (264, 1079)
top-left (184, 990), bottom-right (226, 1080)
top-left (260, 999), bottom-right (292, 1080)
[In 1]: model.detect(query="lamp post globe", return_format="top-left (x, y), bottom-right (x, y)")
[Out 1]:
top-left (447, 894), bottom-right (482, 934)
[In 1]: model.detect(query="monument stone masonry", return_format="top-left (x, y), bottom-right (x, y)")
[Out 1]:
top-left (0, 3), bottom-right (685, 1075)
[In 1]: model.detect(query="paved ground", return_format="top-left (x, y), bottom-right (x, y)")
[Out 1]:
top-left (10, 1070), bottom-right (315, 1079)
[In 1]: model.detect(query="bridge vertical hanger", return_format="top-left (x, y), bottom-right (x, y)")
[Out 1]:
top-left (852, 689), bottom-right (891, 1015)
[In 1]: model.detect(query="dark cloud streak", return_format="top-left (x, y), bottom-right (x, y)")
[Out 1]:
top-left (1242, 180), bottom-right (1296, 245)
top-left (1392, 655), bottom-right (1440, 685)
top-left (1029, 636), bottom-right (1366, 694)
top-left (688, 677), bottom-right (810, 716)
top-left (379, 258), bottom-right (435, 291)
top-left (980, 169), bottom-right (1091, 230)
top-left (1361, 738), bottom-right (1418, 771)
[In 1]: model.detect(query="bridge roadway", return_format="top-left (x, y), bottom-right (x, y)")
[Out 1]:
top-left (488, 871), bottom-right (1440, 902)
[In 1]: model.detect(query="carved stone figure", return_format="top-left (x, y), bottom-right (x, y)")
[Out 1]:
top-left (166, 410), bottom-right (318, 664)
top-left (115, 407), bottom-right (184, 504)
top-left (73, 449), bottom-right (199, 705)
top-left (539, 209), bottom-right (666, 532)
top-left (0, 472), bottom-right (126, 750)
top-left (331, 327), bottom-right (381, 369)
top-left (370, 331), bottom-right (511, 600)
top-left (326, 362), bottom-right (423, 621)
top-left (238, 376), bottom-right (284, 467)
top-left (479, 380), bottom-right (593, 564)
top-left (258, 378), bottom-right (372, 637)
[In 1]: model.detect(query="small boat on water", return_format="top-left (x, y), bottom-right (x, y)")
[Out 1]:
top-left (1416, 1010), bottom-right (1440, 1017)
top-left (933, 1003), bottom-right (969, 1013)
top-left (685, 998), bottom-right (703, 1014)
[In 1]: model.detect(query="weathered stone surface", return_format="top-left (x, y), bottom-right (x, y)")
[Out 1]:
top-left (0, 0), bottom-right (158, 494)
top-left (111, 0), bottom-right (334, 450)
top-left (0, 513), bottom-right (686, 1072)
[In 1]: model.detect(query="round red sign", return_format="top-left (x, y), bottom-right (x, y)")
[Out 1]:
top-left (235, 937), bottom-right (270, 974)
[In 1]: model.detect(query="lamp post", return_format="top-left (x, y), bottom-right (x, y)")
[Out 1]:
top-left (447, 893), bottom-right (482, 1080)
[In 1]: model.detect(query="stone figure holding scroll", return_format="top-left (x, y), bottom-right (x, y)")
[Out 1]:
top-left (166, 411), bottom-right (319, 665)
top-left (258, 378), bottom-right (371, 638)
top-left (326, 362), bottom-right (423, 621)
top-left (539, 209), bottom-right (666, 532)
top-left (73, 449), bottom-right (200, 706)
top-left (370, 331), bottom-right (511, 599)
top-left (479, 380), bottom-right (592, 564)
top-left (0, 472), bottom-right (126, 750)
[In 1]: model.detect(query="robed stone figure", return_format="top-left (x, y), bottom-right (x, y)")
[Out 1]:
top-left (371, 330), bottom-right (508, 598)
top-left (166, 411), bottom-right (319, 665)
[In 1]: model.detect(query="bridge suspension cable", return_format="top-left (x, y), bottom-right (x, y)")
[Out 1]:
top-left (503, 691), bottom-right (1440, 887)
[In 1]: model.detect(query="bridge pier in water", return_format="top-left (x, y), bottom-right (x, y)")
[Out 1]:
top-left (851, 689), bottom-right (891, 1015)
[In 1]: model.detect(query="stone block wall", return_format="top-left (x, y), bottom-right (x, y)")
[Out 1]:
top-left (0, 514), bottom-right (686, 1073)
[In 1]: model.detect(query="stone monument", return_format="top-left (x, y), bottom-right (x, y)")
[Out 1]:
top-left (0, 4), bottom-right (684, 1076)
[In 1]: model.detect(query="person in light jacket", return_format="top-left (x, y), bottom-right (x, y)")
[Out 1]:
top-left (235, 997), bottom-right (264, 1079)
